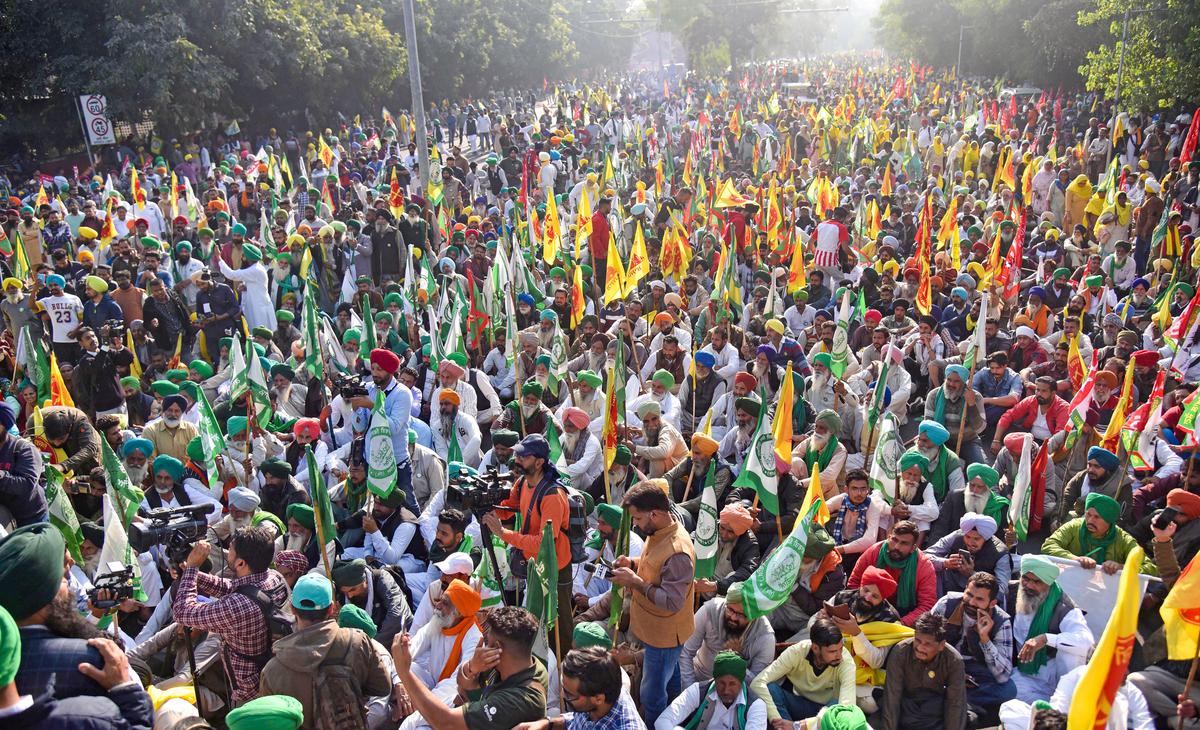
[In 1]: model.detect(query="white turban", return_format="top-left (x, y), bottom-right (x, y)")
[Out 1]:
top-left (228, 486), bottom-right (261, 512)
top-left (959, 512), bottom-right (998, 540)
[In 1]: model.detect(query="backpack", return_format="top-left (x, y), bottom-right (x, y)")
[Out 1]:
top-left (232, 584), bottom-right (294, 671)
top-left (513, 476), bottom-right (589, 573)
top-left (311, 636), bottom-right (369, 730)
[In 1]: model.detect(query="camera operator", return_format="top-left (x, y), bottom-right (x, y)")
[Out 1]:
top-left (205, 487), bottom-right (285, 577)
top-left (71, 325), bottom-right (131, 422)
top-left (140, 456), bottom-right (222, 526)
top-left (480, 434), bottom-right (574, 653)
top-left (346, 348), bottom-right (418, 513)
top-left (171, 525), bottom-right (289, 707)
top-left (0, 402), bottom-right (44, 530)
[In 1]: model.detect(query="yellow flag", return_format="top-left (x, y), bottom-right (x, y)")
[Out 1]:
top-left (773, 363), bottom-right (795, 469)
top-left (786, 226), bottom-right (808, 294)
top-left (624, 221), bottom-right (649, 296)
top-left (1161, 551), bottom-right (1200, 660)
top-left (575, 186), bottom-right (593, 259)
top-left (798, 448), bottom-right (831, 526)
top-left (542, 191), bottom-right (562, 264)
top-left (1067, 547), bottom-right (1144, 730)
top-left (603, 232), bottom-right (626, 305)
top-left (126, 329), bottom-right (143, 379)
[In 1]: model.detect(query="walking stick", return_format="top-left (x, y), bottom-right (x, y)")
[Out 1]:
top-left (1178, 639), bottom-right (1200, 730)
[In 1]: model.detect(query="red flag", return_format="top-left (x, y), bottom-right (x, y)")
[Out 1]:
top-left (1029, 440), bottom-right (1049, 532)
top-left (999, 209), bottom-right (1027, 299)
top-left (1180, 107), bottom-right (1200, 165)
top-left (464, 270), bottom-right (490, 349)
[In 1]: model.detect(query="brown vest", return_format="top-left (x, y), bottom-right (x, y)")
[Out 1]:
top-left (630, 521), bottom-right (696, 648)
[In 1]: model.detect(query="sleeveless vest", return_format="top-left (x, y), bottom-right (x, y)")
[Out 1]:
top-left (630, 522), bottom-right (695, 648)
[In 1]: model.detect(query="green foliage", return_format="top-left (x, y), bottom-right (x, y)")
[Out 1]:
top-left (652, 0), bottom-right (782, 72)
top-left (1077, 0), bottom-right (1200, 109)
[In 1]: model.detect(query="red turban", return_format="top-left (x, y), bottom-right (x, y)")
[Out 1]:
top-left (860, 565), bottom-right (898, 600)
top-left (1131, 350), bottom-right (1160, 368)
top-left (563, 407), bottom-right (589, 430)
top-left (734, 372), bottom-right (758, 392)
top-left (369, 348), bottom-right (401, 374)
top-left (1167, 488), bottom-right (1200, 520)
top-left (292, 418), bottom-right (320, 441)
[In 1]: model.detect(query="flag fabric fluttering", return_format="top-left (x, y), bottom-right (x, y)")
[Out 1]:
top-left (692, 460), bottom-right (720, 579)
top-left (525, 520), bottom-right (559, 632)
top-left (45, 466), bottom-right (84, 564)
top-left (731, 388), bottom-right (778, 514)
top-left (868, 412), bottom-right (901, 505)
top-left (1008, 434), bottom-right (1033, 541)
top-left (366, 392), bottom-right (398, 499)
top-left (306, 445), bottom-right (337, 575)
top-left (740, 500), bottom-right (824, 619)
top-left (1161, 551), bottom-right (1200, 661)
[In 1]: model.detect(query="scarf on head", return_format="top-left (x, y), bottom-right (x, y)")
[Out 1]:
top-left (439, 615), bottom-right (478, 681)
top-left (831, 497), bottom-right (870, 544)
top-left (804, 436), bottom-right (839, 472)
top-left (1018, 582), bottom-right (1063, 675)
top-left (876, 547), bottom-right (918, 613)
top-left (1066, 175), bottom-right (1093, 200)
top-left (1078, 519), bottom-right (1119, 561)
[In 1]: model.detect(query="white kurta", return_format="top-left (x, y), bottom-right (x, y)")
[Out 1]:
top-left (218, 259), bottom-right (277, 331)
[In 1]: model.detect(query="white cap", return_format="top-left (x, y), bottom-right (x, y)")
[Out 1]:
top-left (434, 551), bottom-right (475, 576)
top-left (1015, 325), bottom-right (1037, 340)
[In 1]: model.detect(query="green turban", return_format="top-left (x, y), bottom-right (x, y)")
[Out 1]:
top-left (815, 409), bottom-right (841, 433)
top-left (276, 309), bottom-right (295, 323)
top-left (338, 604), bottom-right (377, 638)
top-left (186, 436), bottom-right (206, 462)
top-left (965, 463), bottom-right (999, 489)
top-left (241, 243), bottom-right (263, 262)
top-left (812, 352), bottom-right (833, 369)
top-left (651, 369), bottom-right (676, 389)
top-left (596, 503), bottom-right (623, 531)
top-left (189, 359), bottom-right (214, 379)
top-left (0, 605), bottom-right (18, 687)
top-left (573, 621), bottom-right (612, 649)
top-left (227, 416), bottom-right (249, 436)
top-left (153, 455), bottom-right (184, 482)
top-left (522, 382), bottom-right (544, 399)
top-left (1020, 555), bottom-right (1061, 585)
top-left (577, 370), bottom-right (603, 388)
top-left (150, 380), bottom-right (179, 396)
top-left (1084, 274), bottom-right (1103, 288)
top-left (712, 650), bottom-right (748, 681)
top-left (219, 337), bottom-right (234, 351)
top-left (898, 449), bottom-right (930, 472)
top-left (384, 293), bottom-right (403, 307)
top-left (735, 397), bottom-right (760, 418)
top-left (492, 429), bottom-right (519, 448)
top-left (226, 695), bottom-right (305, 730)
top-left (286, 503), bottom-right (315, 530)
top-left (820, 704), bottom-right (870, 730)
top-left (165, 368), bottom-right (189, 383)
top-left (1085, 492), bottom-right (1120, 526)
top-left (331, 558), bottom-right (368, 588)
top-left (0, 524), bottom-right (66, 620)
top-left (119, 376), bottom-right (141, 390)
top-left (613, 445), bottom-right (632, 466)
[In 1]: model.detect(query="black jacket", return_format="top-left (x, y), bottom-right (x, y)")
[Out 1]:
top-left (717, 531), bottom-right (760, 594)
top-left (142, 291), bottom-right (194, 352)
top-left (0, 678), bottom-right (153, 730)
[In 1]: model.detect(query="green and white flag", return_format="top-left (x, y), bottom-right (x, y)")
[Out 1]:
top-left (101, 437), bottom-right (143, 527)
top-left (830, 289), bottom-right (851, 378)
top-left (964, 291), bottom-right (989, 371)
top-left (240, 338), bottom-right (274, 428)
top-left (608, 506), bottom-right (631, 630)
top-left (366, 392), bottom-right (398, 499)
top-left (866, 347), bottom-right (893, 430)
top-left (307, 444), bottom-right (338, 559)
top-left (18, 327), bottom-right (49, 405)
top-left (99, 438), bottom-right (147, 602)
top-left (301, 278), bottom-right (324, 381)
top-left (45, 466), bottom-right (84, 564)
top-left (1008, 433), bottom-right (1033, 541)
top-left (868, 411), bottom-right (900, 505)
top-left (426, 305), bottom-right (444, 371)
top-left (692, 460), bottom-right (719, 579)
top-left (741, 500), bottom-right (823, 619)
top-left (194, 392), bottom-right (226, 492)
top-left (548, 321), bottom-right (570, 397)
top-left (544, 417), bottom-right (570, 475)
top-left (360, 295), bottom-right (378, 359)
top-left (731, 387), bottom-right (777, 515)
top-left (524, 520), bottom-right (559, 632)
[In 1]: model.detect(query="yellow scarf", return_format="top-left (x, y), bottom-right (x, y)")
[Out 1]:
top-left (1066, 175), bottom-right (1093, 200)
top-left (850, 621), bottom-right (915, 686)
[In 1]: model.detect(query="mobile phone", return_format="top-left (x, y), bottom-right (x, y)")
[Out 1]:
top-left (958, 549), bottom-right (974, 563)
top-left (1153, 506), bottom-right (1179, 531)
top-left (823, 600), bottom-right (852, 620)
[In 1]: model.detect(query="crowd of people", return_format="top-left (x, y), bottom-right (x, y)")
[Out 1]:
top-left (0, 57), bottom-right (1197, 730)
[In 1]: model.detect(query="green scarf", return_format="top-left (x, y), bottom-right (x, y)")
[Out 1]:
top-left (1018, 582), bottom-right (1063, 675)
top-left (922, 446), bottom-right (954, 501)
top-left (344, 477), bottom-right (370, 514)
top-left (933, 386), bottom-right (957, 425)
top-left (804, 437), bottom-right (839, 472)
top-left (1078, 520), bottom-right (1118, 560)
top-left (984, 492), bottom-right (1010, 529)
top-left (876, 547), bottom-right (918, 613)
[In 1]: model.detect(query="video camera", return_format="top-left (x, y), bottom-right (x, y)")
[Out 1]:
top-left (104, 318), bottom-right (125, 340)
top-left (447, 467), bottom-right (515, 517)
top-left (334, 373), bottom-right (369, 400)
top-left (129, 503), bottom-right (215, 566)
top-left (87, 562), bottom-right (135, 610)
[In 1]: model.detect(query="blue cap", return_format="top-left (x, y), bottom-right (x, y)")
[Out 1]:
top-left (695, 351), bottom-right (716, 368)
top-left (292, 574), bottom-right (333, 610)
top-left (514, 433), bottom-right (550, 460)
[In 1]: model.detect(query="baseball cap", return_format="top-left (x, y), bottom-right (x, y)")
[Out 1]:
top-left (292, 574), bottom-right (333, 610)
top-left (513, 434), bottom-right (550, 460)
top-left (433, 551), bottom-right (475, 576)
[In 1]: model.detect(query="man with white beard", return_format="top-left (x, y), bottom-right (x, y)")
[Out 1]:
top-left (1002, 555), bottom-right (1094, 704)
top-left (881, 451), bottom-right (941, 535)
top-left (930, 463), bottom-right (1011, 543)
top-left (217, 415), bottom-right (287, 492)
top-left (435, 359), bottom-right (478, 419)
top-left (566, 332), bottom-right (609, 377)
top-left (629, 369), bottom-right (682, 431)
top-left (790, 409), bottom-right (848, 500)
top-left (204, 486), bottom-right (284, 577)
top-left (708, 372), bottom-right (759, 441)
top-left (847, 343), bottom-right (912, 425)
top-left (121, 437), bottom-right (155, 488)
top-left (560, 407), bottom-right (602, 487)
top-left (139, 455), bottom-right (222, 526)
top-left (268, 363), bottom-right (308, 421)
top-left (913, 420), bottom-right (966, 502)
top-left (555, 370), bottom-right (604, 437)
top-left (430, 388), bottom-right (481, 467)
top-left (805, 352), bottom-right (860, 442)
top-left (718, 398), bottom-right (761, 476)
top-left (631, 400), bottom-right (688, 478)
top-left (406, 579), bottom-right (483, 692)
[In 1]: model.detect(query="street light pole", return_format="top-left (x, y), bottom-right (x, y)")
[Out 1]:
top-left (402, 0), bottom-right (431, 195)
top-left (956, 25), bottom-right (974, 80)
top-left (1113, 7), bottom-right (1131, 115)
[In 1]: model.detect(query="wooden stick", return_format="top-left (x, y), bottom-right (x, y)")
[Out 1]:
top-left (552, 614), bottom-right (566, 713)
top-left (1177, 639), bottom-right (1200, 730)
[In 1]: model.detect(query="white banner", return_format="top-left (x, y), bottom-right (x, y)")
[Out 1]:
top-left (79, 94), bottom-right (116, 145)
top-left (1032, 554), bottom-right (1157, 639)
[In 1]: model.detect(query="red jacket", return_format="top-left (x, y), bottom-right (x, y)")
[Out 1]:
top-left (997, 393), bottom-right (1070, 437)
top-left (847, 541), bottom-right (937, 626)
top-left (589, 209), bottom-right (611, 260)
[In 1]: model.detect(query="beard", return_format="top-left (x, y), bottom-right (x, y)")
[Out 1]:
top-left (722, 615), bottom-right (747, 638)
top-left (811, 432), bottom-right (830, 449)
top-left (126, 464), bottom-right (148, 485)
top-left (586, 352), bottom-right (605, 371)
top-left (963, 490), bottom-right (990, 514)
top-left (82, 553), bottom-right (101, 579)
top-left (434, 606), bottom-right (462, 629)
top-left (6, 293), bottom-right (21, 304)
top-left (1016, 585), bottom-right (1048, 615)
top-left (284, 532), bottom-right (309, 551)
top-left (228, 515), bottom-right (252, 532)
top-left (563, 432), bottom-right (579, 453)
top-left (919, 444), bottom-right (939, 460)
top-left (521, 403), bottom-right (537, 418)
top-left (811, 372), bottom-right (829, 393)
top-left (439, 411), bottom-right (456, 436)
top-left (45, 591), bottom-right (102, 641)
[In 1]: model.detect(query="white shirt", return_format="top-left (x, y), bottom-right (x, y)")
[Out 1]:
top-left (41, 293), bottom-right (84, 343)
top-left (655, 682), bottom-right (767, 730)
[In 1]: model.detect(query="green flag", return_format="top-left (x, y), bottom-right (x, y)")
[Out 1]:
top-left (548, 320), bottom-right (569, 397)
top-left (306, 445), bottom-right (337, 561)
top-left (19, 327), bottom-right (49, 405)
top-left (100, 437), bottom-right (143, 526)
top-left (868, 412), bottom-right (900, 505)
top-left (98, 438), bottom-right (147, 603)
top-left (244, 339), bottom-right (274, 428)
top-left (524, 520), bottom-right (559, 632)
top-left (194, 392), bottom-right (225, 490)
top-left (607, 506), bottom-right (631, 630)
top-left (302, 277), bottom-right (324, 381)
top-left (692, 460), bottom-right (719, 579)
top-left (741, 500), bottom-right (823, 619)
top-left (544, 417), bottom-right (570, 475)
top-left (360, 295), bottom-right (377, 359)
top-left (366, 392), bottom-right (398, 499)
top-left (731, 387), bottom-right (777, 515)
top-left (45, 466), bottom-right (83, 564)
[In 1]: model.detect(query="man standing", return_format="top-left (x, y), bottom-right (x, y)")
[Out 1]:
top-left (258, 573), bottom-right (391, 729)
top-left (218, 242), bottom-right (277, 331)
top-left (195, 270), bottom-right (241, 358)
top-left (608, 480), bottom-right (696, 725)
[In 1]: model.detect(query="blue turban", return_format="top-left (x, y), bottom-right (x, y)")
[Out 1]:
top-left (956, 273), bottom-right (976, 289)
top-left (756, 344), bottom-right (777, 360)
top-left (122, 438), bottom-right (154, 459)
top-left (919, 420), bottom-right (951, 446)
top-left (867, 382), bottom-right (893, 408)
top-left (951, 286), bottom-right (969, 301)
top-left (695, 351), bottom-right (716, 368)
top-left (1130, 277), bottom-right (1149, 291)
top-left (1029, 286), bottom-right (1046, 301)
top-left (517, 293), bottom-right (535, 306)
top-left (161, 394), bottom-right (187, 413)
top-left (1087, 446), bottom-right (1120, 473)
top-left (539, 309), bottom-right (558, 322)
top-left (438, 257), bottom-right (455, 271)
top-left (0, 403), bottom-right (15, 431)
top-left (945, 364), bottom-right (970, 382)
top-left (45, 274), bottom-right (66, 288)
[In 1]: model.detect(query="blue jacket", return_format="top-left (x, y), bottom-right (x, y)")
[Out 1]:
top-left (81, 294), bottom-right (123, 332)
top-left (0, 434), bottom-right (45, 526)
top-left (15, 627), bottom-right (107, 700)
top-left (0, 676), bottom-right (153, 730)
